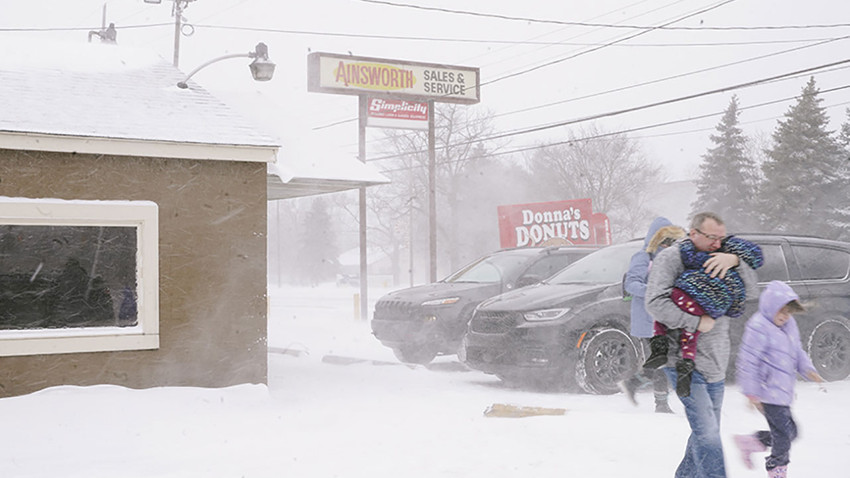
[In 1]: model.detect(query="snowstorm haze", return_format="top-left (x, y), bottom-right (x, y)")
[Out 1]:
top-left (2, 0), bottom-right (849, 286)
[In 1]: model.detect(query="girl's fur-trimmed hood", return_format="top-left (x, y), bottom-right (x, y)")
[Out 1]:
top-left (646, 225), bottom-right (686, 254)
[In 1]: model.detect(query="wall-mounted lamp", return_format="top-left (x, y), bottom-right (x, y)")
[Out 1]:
top-left (177, 42), bottom-right (276, 89)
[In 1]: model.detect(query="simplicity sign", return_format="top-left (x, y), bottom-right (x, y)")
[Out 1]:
top-left (307, 52), bottom-right (480, 104)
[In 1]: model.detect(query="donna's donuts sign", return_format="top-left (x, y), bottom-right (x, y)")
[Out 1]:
top-left (497, 199), bottom-right (611, 248)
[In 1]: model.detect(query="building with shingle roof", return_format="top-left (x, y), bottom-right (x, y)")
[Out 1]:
top-left (0, 39), bottom-right (381, 397)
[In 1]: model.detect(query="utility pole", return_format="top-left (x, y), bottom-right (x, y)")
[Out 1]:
top-left (171, 0), bottom-right (194, 67)
top-left (428, 100), bottom-right (437, 283)
top-left (144, 0), bottom-right (193, 67)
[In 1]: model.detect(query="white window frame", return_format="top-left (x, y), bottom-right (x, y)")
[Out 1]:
top-left (0, 197), bottom-right (159, 356)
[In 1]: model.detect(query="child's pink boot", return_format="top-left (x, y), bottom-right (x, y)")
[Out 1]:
top-left (767, 465), bottom-right (787, 478)
top-left (733, 433), bottom-right (766, 469)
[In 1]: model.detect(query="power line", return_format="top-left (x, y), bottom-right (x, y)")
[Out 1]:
top-left (489, 58), bottom-right (850, 141)
top-left (324, 61), bottom-right (850, 152)
top-left (189, 23), bottom-right (844, 47)
top-left (376, 91), bottom-right (850, 175)
top-left (310, 1), bottom-right (749, 131)
top-left (360, 0), bottom-right (850, 31)
top-left (0, 22), bottom-right (172, 32)
top-left (366, 58), bottom-right (850, 163)
top-left (488, 35), bottom-right (850, 123)
top-left (6, 19), bottom-right (844, 46)
top-left (332, 33), bottom-right (850, 149)
top-left (482, 0), bottom-right (737, 88)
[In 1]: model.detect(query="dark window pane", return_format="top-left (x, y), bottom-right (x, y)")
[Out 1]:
top-left (0, 225), bottom-right (137, 330)
top-left (756, 244), bottom-right (789, 282)
top-left (794, 245), bottom-right (850, 281)
top-left (522, 255), bottom-right (567, 280)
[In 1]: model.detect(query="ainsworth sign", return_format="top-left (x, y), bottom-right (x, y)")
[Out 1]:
top-left (307, 52), bottom-right (480, 104)
top-left (497, 199), bottom-right (611, 248)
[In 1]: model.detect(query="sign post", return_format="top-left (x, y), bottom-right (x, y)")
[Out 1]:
top-left (307, 52), bottom-right (480, 306)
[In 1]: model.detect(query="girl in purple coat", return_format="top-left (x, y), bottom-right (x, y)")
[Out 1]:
top-left (733, 280), bottom-right (824, 478)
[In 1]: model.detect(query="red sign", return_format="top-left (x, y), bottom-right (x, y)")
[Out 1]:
top-left (497, 199), bottom-right (611, 248)
top-left (368, 98), bottom-right (428, 120)
top-left (366, 98), bottom-right (429, 130)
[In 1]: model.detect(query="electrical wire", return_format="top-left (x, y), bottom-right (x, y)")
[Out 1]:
top-left (5, 21), bottom-right (840, 45)
top-left (360, 0), bottom-right (850, 31)
top-left (364, 58), bottom-right (850, 163)
top-left (311, 0), bottom-right (742, 131)
top-left (331, 46), bottom-right (850, 151)
top-left (482, 0), bottom-right (736, 88)
top-left (0, 22), bottom-right (173, 32)
top-left (375, 93), bottom-right (850, 175)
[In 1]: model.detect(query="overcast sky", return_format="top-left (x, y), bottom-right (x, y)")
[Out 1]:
top-left (3, 0), bottom-right (849, 181)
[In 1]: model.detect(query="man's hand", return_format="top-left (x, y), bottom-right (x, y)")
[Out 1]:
top-left (697, 315), bottom-right (716, 332)
top-left (703, 252), bottom-right (739, 279)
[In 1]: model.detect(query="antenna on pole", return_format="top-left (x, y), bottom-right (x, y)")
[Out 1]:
top-left (143, 0), bottom-right (194, 67)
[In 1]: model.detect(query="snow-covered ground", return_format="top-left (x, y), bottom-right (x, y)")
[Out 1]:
top-left (1, 283), bottom-right (848, 477)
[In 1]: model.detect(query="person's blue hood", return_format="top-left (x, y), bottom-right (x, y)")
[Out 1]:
top-left (643, 217), bottom-right (672, 248)
top-left (758, 280), bottom-right (800, 322)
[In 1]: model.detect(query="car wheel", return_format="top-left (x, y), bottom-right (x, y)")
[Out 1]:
top-left (575, 328), bottom-right (639, 395)
top-left (807, 319), bottom-right (850, 381)
top-left (392, 343), bottom-right (439, 365)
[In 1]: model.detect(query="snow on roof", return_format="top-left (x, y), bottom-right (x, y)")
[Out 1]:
top-left (0, 38), bottom-right (281, 154)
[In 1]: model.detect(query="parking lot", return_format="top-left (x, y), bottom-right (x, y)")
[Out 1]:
top-left (268, 283), bottom-right (850, 477)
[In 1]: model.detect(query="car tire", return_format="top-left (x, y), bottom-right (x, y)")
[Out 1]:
top-left (575, 328), bottom-right (639, 395)
top-left (392, 343), bottom-right (439, 365)
top-left (807, 319), bottom-right (850, 381)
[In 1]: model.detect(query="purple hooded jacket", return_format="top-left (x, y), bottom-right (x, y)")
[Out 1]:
top-left (736, 280), bottom-right (817, 406)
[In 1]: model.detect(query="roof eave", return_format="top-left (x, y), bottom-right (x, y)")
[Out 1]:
top-left (0, 131), bottom-right (279, 163)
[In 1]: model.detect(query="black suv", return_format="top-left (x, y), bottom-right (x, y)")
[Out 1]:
top-left (370, 246), bottom-right (597, 364)
top-left (462, 234), bottom-right (850, 394)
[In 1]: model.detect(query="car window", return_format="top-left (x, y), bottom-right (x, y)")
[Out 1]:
top-left (793, 245), bottom-right (850, 280)
top-left (548, 243), bottom-right (641, 284)
top-left (519, 254), bottom-right (574, 282)
top-left (444, 252), bottom-right (531, 283)
top-left (755, 243), bottom-right (789, 282)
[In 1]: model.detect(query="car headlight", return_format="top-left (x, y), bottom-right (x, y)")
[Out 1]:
top-left (524, 308), bottom-right (570, 321)
top-left (421, 297), bottom-right (460, 306)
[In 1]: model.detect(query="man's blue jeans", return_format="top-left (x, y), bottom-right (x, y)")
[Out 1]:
top-left (664, 367), bottom-right (726, 478)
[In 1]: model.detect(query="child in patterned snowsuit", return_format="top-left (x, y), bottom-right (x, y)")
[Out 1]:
top-left (643, 235), bottom-right (763, 397)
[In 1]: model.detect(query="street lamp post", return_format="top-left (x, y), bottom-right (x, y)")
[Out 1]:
top-left (176, 42), bottom-right (276, 89)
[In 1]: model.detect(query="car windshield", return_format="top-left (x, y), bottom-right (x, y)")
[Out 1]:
top-left (442, 251), bottom-right (533, 283)
top-left (547, 241), bottom-right (642, 284)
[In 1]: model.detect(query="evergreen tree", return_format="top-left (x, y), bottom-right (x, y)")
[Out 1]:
top-left (296, 197), bottom-right (339, 285)
top-left (759, 77), bottom-right (848, 239)
top-left (691, 95), bottom-right (759, 231)
top-left (836, 108), bottom-right (850, 239)
top-left (840, 107), bottom-right (850, 150)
